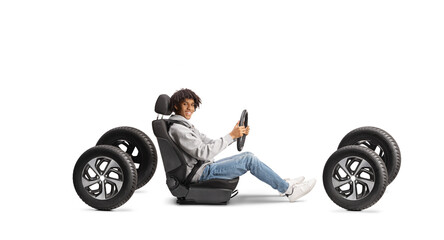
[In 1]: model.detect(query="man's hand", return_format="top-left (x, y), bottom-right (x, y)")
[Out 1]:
top-left (230, 121), bottom-right (250, 139)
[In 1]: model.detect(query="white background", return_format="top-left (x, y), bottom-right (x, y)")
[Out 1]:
top-left (1, 0), bottom-right (443, 239)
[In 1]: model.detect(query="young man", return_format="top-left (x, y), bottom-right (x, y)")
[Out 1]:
top-left (168, 88), bottom-right (316, 202)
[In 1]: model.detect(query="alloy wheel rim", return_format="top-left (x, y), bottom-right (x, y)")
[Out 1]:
top-left (331, 156), bottom-right (376, 200)
top-left (81, 156), bottom-right (124, 200)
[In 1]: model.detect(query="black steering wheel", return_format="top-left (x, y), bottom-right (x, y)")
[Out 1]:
top-left (237, 109), bottom-right (248, 151)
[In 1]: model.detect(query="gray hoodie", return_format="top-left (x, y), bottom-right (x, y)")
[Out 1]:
top-left (168, 115), bottom-right (235, 183)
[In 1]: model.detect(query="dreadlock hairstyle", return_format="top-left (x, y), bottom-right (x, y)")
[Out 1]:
top-left (169, 88), bottom-right (202, 114)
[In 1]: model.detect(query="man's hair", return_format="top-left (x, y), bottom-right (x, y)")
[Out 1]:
top-left (170, 88), bottom-right (202, 113)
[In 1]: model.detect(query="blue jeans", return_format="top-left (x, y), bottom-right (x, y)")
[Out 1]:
top-left (199, 152), bottom-right (289, 193)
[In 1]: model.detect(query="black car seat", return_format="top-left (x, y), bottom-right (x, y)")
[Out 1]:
top-left (152, 94), bottom-right (239, 204)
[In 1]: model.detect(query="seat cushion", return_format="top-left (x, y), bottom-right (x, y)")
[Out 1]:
top-left (190, 177), bottom-right (239, 190)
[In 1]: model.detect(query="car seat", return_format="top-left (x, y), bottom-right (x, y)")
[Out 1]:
top-left (152, 94), bottom-right (239, 204)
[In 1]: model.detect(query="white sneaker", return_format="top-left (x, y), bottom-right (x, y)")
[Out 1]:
top-left (287, 179), bottom-right (316, 202)
top-left (279, 177), bottom-right (305, 196)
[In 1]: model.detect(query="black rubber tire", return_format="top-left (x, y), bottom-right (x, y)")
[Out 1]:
top-left (97, 126), bottom-right (157, 189)
top-left (237, 110), bottom-right (248, 152)
top-left (323, 145), bottom-right (388, 211)
top-left (73, 145), bottom-right (137, 210)
top-left (338, 126), bottom-right (401, 184)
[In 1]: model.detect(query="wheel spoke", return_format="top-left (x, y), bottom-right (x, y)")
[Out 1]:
top-left (106, 178), bottom-right (123, 191)
top-left (359, 140), bottom-right (370, 149)
top-left (359, 140), bottom-right (377, 151)
top-left (126, 144), bottom-right (136, 156)
top-left (367, 142), bottom-right (378, 151)
top-left (104, 160), bottom-right (120, 175)
top-left (338, 159), bottom-right (352, 177)
top-left (132, 156), bottom-right (141, 164)
top-left (332, 178), bottom-right (349, 188)
top-left (97, 181), bottom-right (107, 200)
top-left (355, 160), bottom-right (371, 173)
top-left (82, 178), bottom-right (100, 188)
top-left (379, 149), bottom-right (385, 159)
top-left (346, 182), bottom-right (358, 200)
top-left (357, 178), bottom-right (375, 191)
top-left (87, 160), bottom-right (100, 176)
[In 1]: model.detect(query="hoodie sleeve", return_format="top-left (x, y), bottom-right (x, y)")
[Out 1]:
top-left (170, 125), bottom-right (234, 161)
top-left (195, 128), bottom-right (217, 144)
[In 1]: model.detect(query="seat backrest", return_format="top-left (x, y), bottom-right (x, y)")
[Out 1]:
top-left (152, 94), bottom-right (187, 183)
top-left (152, 119), bottom-right (186, 182)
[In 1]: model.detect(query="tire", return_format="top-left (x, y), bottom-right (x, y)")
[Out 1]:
top-left (97, 127), bottom-right (157, 189)
top-left (73, 145), bottom-right (137, 210)
top-left (323, 145), bottom-right (388, 211)
top-left (338, 126), bottom-right (401, 184)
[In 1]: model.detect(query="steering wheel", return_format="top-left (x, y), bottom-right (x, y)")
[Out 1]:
top-left (237, 109), bottom-right (248, 151)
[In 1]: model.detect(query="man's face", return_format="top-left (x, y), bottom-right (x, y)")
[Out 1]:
top-left (175, 98), bottom-right (195, 120)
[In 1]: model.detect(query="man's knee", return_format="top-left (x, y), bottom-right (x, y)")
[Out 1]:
top-left (241, 151), bottom-right (254, 158)
top-left (242, 152), bottom-right (260, 169)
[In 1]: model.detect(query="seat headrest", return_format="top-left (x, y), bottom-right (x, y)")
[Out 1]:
top-left (155, 94), bottom-right (172, 115)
